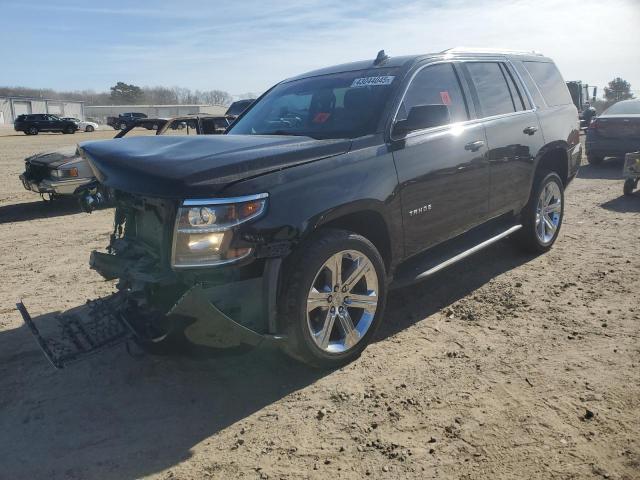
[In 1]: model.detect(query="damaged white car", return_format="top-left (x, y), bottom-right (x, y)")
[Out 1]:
top-left (19, 115), bottom-right (232, 201)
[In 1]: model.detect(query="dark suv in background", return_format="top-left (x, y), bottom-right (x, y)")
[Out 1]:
top-left (14, 114), bottom-right (78, 135)
top-left (20, 48), bottom-right (580, 369)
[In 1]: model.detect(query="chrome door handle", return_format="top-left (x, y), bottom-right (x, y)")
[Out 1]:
top-left (464, 140), bottom-right (485, 152)
top-left (523, 126), bottom-right (538, 135)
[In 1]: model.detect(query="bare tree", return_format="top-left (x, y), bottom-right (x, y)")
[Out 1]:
top-left (1, 84), bottom-right (233, 106)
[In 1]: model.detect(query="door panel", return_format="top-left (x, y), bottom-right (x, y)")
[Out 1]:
top-left (484, 113), bottom-right (543, 214)
top-left (392, 62), bottom-right (490, 258)
top-left (463, 61), bottom-right (543, 216)
top-left (393, 122), bottom-right (489, 257)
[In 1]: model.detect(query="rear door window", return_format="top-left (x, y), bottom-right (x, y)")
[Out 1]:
top-left (398, 62), bottom-right (469, 125)
top-left (465, 62), bottom-right (517, 118)
top-left (523, 61), bottom-right (572, 107)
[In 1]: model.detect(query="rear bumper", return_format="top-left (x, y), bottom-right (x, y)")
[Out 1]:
top-left (586, 136), bottom-right (640, 157)
top-left (19, 174), bottom-right (93, 195)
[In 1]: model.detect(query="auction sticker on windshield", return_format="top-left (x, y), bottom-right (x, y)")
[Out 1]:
top-left (351, 76), bottom-right (395, 87)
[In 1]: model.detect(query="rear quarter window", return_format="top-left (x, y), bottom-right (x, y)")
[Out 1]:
top-left (523, 61), bottom-right (572, 107)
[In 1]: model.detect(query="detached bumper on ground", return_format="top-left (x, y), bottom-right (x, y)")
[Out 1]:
top-left (17, 251), bottom-right (284, 368)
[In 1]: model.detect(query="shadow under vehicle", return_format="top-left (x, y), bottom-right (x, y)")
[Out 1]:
top-left (18, 115), bottom-right (233, 201)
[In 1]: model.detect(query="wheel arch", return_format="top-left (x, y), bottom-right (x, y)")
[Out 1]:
top-left (303, 200), bottom-right (395, 272)
top-left (534, 142), bottom-right (570, 185)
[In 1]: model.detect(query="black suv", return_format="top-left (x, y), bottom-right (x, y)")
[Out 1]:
top-left (20, 49), bottom-right (581, 369)
top-left (14, 114), bottom-right (78, 135)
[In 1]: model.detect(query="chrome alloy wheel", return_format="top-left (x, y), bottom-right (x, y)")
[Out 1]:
top-left (306, 250), bottom-right (379, 353)
top-left (535, 181), bottom-right (562, 244)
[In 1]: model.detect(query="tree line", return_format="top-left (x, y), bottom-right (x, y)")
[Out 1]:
top-left (0, 81), bottom-right (257, 106)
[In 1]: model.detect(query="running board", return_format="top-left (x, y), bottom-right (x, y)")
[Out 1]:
top-left (392, 223), bottom-right (522, 289)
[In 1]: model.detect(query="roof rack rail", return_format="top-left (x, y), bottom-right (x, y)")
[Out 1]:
top-left (441, 47), bottom-right (544, 56)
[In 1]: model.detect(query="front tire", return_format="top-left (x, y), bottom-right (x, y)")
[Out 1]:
top-left (624, 178), bottom-right (636, 196)
top-left (513, 171), bottom-right (564, 253)
top-left (279, 229), bottom-right (387, 368)
top-left (27, 126), bottom-right (38, 135)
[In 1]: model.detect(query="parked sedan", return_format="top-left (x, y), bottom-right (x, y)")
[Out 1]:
top-left (62, 117), bottom-right (99, 132)
top-left (19, 115), bottom-right (230, 200)
top-left (586, 99), bottom-right (640, 165)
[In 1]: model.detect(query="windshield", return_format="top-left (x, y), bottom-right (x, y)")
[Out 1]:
top-left (228, 68), bottom-right (400, 139)
top-left (604, 101), bottom-right (640, 115)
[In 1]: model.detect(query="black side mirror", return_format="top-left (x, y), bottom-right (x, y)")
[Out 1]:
top-left (394, 104), bottom-right (451, 136)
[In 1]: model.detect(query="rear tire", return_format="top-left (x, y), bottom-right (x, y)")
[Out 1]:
top-left (120, 123), bottom-right (127, 130)
top-left (278, 229), bottom-right (387, 368)
top-left (624, 178), bottom-right (636, 196)
top-left (27, 126), bottom-right (38, 135)
top-left (587, 154), bottom-right (604, 166)
top-left (513, 171), bottom-right (564, 254)
top-left (85, 125), bottom-right (94, 132)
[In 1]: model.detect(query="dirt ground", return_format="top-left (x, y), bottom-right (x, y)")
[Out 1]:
top-left (0, 128), bottom-right (638, 480)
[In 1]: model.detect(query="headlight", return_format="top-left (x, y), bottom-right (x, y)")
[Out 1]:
top-left (171, 193), bottom-right (268, 268)
top-left (50, 167), bottom-right (78, 179)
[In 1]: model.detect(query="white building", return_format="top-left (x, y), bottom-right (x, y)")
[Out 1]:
top-left (84, 104), bottom-right (227, 124)
top-left (0, 96), bottom-right (85, 125)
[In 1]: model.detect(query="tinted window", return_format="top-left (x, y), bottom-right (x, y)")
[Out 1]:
top-left (513, 61), bottom-right (544, 108)
top-left (228, 68), bottom-right (399, 139)
top-left (523, 61), bottom-right (572, 107)
top-left (466, 62), bottom-right (516, 117)
top-left (603, 100), bottom-right (640, 115)
top-left (397, 63), bottom-right (468, 125)
top-left (226, 100), bottom-right (254, 116)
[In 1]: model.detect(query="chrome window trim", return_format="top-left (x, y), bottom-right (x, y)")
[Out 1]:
top-left (389, 56), bottom-right (539, 141)
top-left (389, 59), bottom-right (473, 141)
top-left (397, 110), bottom-right (536, 142)
top-left (182, 192), bottom-right (269, 206)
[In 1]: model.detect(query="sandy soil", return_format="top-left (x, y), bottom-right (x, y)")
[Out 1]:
top-left (0, 129), bottom-right (638, 480)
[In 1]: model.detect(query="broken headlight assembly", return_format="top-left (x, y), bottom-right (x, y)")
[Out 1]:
top-left (171, 193), bottom-right (268, 268)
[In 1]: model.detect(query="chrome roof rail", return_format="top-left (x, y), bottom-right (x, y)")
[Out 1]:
top-left (441, 47), bottom-right (544, 56)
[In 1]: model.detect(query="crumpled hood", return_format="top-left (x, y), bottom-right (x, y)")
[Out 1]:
top-left (26, 146), bottom-right (79, 168)
top-left (78, 135), bottom-right (351, 198)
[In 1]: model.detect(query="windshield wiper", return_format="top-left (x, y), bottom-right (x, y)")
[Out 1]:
top-left (260, 130), bottom-right (309, 136)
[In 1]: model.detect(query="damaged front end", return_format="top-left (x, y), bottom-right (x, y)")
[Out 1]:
top-left (19, 190), bottom-right (289, 368)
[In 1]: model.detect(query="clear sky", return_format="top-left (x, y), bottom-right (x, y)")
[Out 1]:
top-left (2, 0), bottom-right (639, 98)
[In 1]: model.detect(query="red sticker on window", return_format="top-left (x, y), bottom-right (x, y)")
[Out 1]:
top-left (440, 91), bottom-right (452, 105)
top-left (313, 112), bottom-right (331, 124)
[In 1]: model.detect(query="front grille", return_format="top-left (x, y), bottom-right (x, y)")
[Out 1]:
top-left (134, 208), bottom-right (167, 250)
top-left (119, 196), bottom-right (175, 267)
top-left (24, 162), bottom-right (51, 182)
